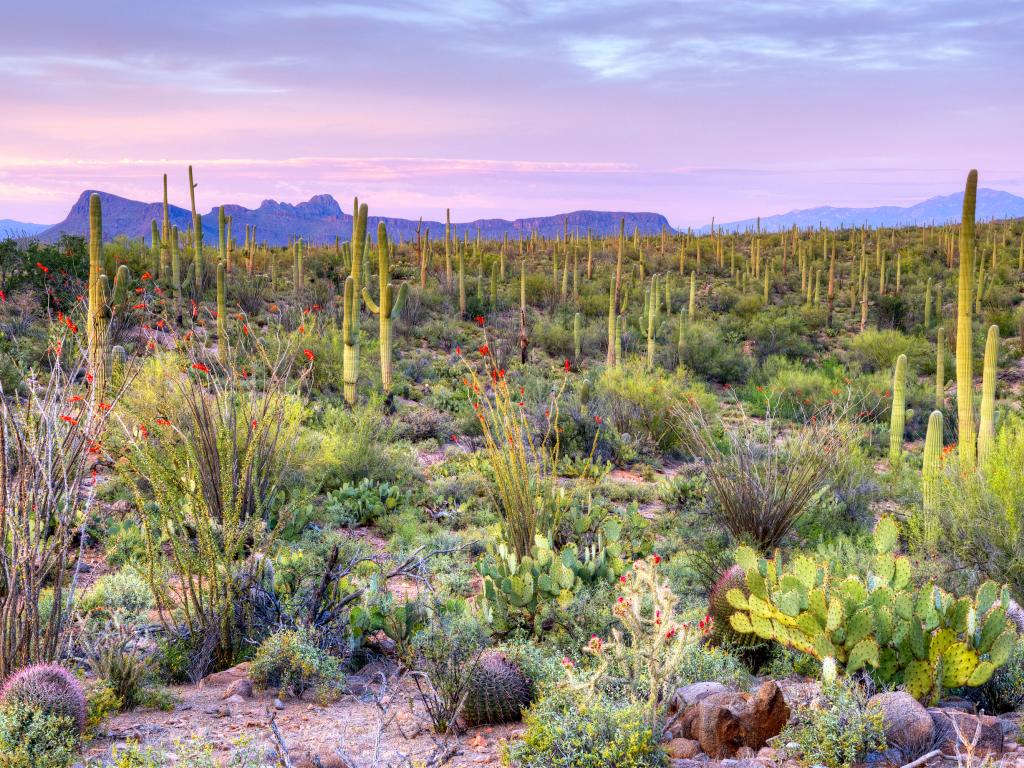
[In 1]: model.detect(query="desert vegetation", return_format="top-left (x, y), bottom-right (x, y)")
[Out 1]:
top-left (0, 168), bottom-right (1023, 768)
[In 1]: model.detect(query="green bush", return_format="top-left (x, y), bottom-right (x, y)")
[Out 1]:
top-left (316, 401), bottom-right (415, 488)
top-left (504, 691), bottom-right (666, 768)
top-left (846, 328), bottom-right (930, 374)
top-left (782, 679), bottom-right (885, 768)
top-left (676, 321), bottom-right (750, 384)
top-left (0, 703), bottom-right (79, 768)
top-left (675, 645), bottom-right (750, 689)
top-left (595, 360), bottom-right (715, 453)
top-left (248, 628), bottom-right (344, 701)
top-left (77, 569), bottom-right (153, 624)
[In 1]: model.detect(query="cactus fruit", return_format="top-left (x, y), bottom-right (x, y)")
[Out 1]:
top-left (87, 193), bottom-right (108, 398)
top-left (889, 354), bottom-right (908, 464)
top-left (978, 324), bottom-right (999, 464)
top-left (460, 651), bottom-right (534, 727)
top-left (362, 222), bottom-right (408, 393)
top-left (0, 664), bottom-right (86, 734)
top-left (957, 170), bottom-right (978, 469)
top-left (724, 516), bottom-right (1016, 704)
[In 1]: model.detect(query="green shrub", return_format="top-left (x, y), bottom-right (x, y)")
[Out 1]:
top-left (316, 400), bottom-right (415, 487)
top-left (676, 321), bottom-right (750, 384)
top-left (846, 328), bottom-right (930, 373)
top-left (77, 569), bottom-right (153, 624)
top-left (782, 679), bottom-right (885, 768)
top-left (248, 628), bottom-right (344, 701)
top-left (595, 360), bottom-right (715, 453)
top-left (675, 645), bottom-right (750, 689)
top-left (0, 703), bottom-right (79, 768)
top-left (504, 691), bottom-right (666, 768)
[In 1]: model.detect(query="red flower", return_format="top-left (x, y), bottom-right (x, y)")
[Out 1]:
top-left (652, 553), bottom-right (662, 565)
top-left (303, 349), bottom-right (315, 362)
top-left (131, 303), bottom-right (146, 310)
top-left (451, 434), bottom-right (458, 442)
top-left (141, 271), bottom-right (152, 280)
top-left (98, 402), bottom-right (111, 411)
top-left (455, 346), bottom-right (461, 355)
top-left (478, 344), bottom-right (489, 356)
top-left (156, 418), bottom-right (171, 426)
top-left (192, 362), bottom-right (210, 373)
top-left (85, 372), bottom-right (93, 383)
top-left (138, 424), bottom-right (148, 438)
top-left (69, 395), bottom-right (83, 403)
top-left (564, 359), bottom-right (570, 372)
top-left (60, 415), bottom-right (78, 426)
top-left (36, 262), bottom-right (49, 273)
top-left (299, 324), bottom-right (305, 334)
top-left (595, 415), bottom-right (602, 424)
top-left (475, 315), bottom-right (485, 327)
top-left (0, 290), bottom-right (5, 302)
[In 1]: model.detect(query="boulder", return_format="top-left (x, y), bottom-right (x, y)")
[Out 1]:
top-left (680, 680), bottom-right (790, 758)
top-left (222, 678), bottom-right (253, 700)
top-left (671, 682), bottom-right (733, 711)
top-left (929, 709), bottom-right (1004, 758)
top-left (867, 692), bottom-right (935, 753)
top-left (665, 738), bottom-right (702, 760)
top-left (200, 662), bottom-right (250, 689)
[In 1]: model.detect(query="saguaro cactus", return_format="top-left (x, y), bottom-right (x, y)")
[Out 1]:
top-left (293, 237), bottom-right (304, 296)
top-left (216, 260), bottom-right (227, 364)
top-left (363, 222), bottom-right (408, 393)
top-left (87, 193), bottom-right (109, 398)
top-left (188, 165), bottom-right (203, 293)
top-left (160, 174), bottom-right (171, 281)
top-left (935, 326), bottom-right (945, 409)
top-left (921, 410), bottom-right (943, 550)
top-left (645, 274), bottom-right (659, 371)
top-left (889, 353), bottom-right (908, 465)
top-left (343, 199), bottom-right (368, 405)
top-left (607, 218), bottom-right (625, 365)
top-left (977, 324), bottom-right (999, 464)
top-left (573, 312), bottom-right (582, 363)
top-left (688, 270), bottom-right (696, 321)
top-left (957, 170), bottom-right (978, 469)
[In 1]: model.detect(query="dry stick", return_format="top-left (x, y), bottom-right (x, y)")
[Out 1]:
top-left (268, 712), bottom-right (294, 768)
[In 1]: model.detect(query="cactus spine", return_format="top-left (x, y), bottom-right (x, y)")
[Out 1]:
top-left (921, 410), bottom-right (943, 552)
top-left (977, 324), bottom-right (999, 464)
top-left (87, 193), bottom-right (108, 398)
top-left (363, 222), bottom-right (407, 394)
top-left (889, 353), bottom-right (908, 465)
top-left (957, 170), bottom-right (978, 469)
top-left (216, 260), bottom-right (227, 364)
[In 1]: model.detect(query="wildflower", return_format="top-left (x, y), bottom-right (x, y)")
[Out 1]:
top-left (60, 415), bottom-right (78, 426)
top-left (594, 415), bottom-right (602, 425)
top-left (303, 349), bottom-right (315, 362)
top-left (98, 402), bottom-right (111, 411)
top-left (475, 315), bottom-right (485, 326)
top-left (451, 434), bottom-right (458, 442)
top-left (141, 271), bottom-right (152, 280)
top-left (137, 424), bottom-right (148, 438)
top-left (191, 299), bottom-right (198, 318)
top-left (36, 262), bottom-right (49, 273)
top-left (455, 346), bottom-right (461, 355)
top-left (131, 303), bottom-right (146, 310)
top-left (88, 442), bottom-right (102, 454)
top-left (85, 372), bottom-right (93, 383)
top-left (299, 324), bottom-right (305, 334)
top-left (0, 290), bottom-right (5, 302)
top-left (478, 344), bottom-right (489, 356)
top-left (652, 553), bottom-right (662, 565)
top-left (242, 324), bottom-right (250, 336)
top-left (69, 395), bottom-right (83, 403)
top-left (564, 359), bottom-right (570, 372)
top-left (666, 628), bottom-right (676, 640)
top-left (156, 418), bottom-right (171, 426)
top-left (192, 362), bottom-right (210, 373)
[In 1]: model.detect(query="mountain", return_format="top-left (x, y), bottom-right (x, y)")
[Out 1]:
top-left (37, 191), bottom-right (673, 245)
top-left (0, 219), bottom-right (49, 238)
top-left (702, 189), bottom-right (1024, 233)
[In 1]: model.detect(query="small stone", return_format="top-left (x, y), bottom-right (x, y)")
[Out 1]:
top-left (735, 747), bottom-right (756, 759)
top-left (758, 747), bottom-right (779, 761)
top-left (666, 738), bottom-right (702, 759)
top-left (224, 694), bottom-right (246, 705)
top-left (274, 698), bottom-right (285, 710)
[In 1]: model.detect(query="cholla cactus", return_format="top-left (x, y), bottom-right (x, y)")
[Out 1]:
top-left (0, 664), bottom-right (86, 735)
top-left (576, 555), bottom-right (711, 726)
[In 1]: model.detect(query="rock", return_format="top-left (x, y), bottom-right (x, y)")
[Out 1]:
top-left (200, 662), bottom-right (250, 689)
top-left (672, 682), bottom-right (732, 710)
top-left (203, 705), bottom-right (230, 718)
top-left (683, 680), bottom-right (790, 758)
top-left (758, 747), bottom-right (779, 761)
top-left (868, 692), bottom-right (935, 753)
top-left (735, 746), bottom-right (756, 759)
top-left (1008, 599), bottom-right (1024, 634)
top-left (929, 708), bottom-right (1004, 758)
top-left (669, 761), bottom-right (706, 768)
top-left (273, 698), bottom-right (285, 710)
top-left (666, 738), bottom-right (702, 759)
top-left (223, 678), bottom-right (253, 700)
top-left (776, 678), bottom-right (824, 710)
top-left (224, 694), bottom-right (246, 705)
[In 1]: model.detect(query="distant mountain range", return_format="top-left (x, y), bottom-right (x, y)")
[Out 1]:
top-left (703, 189), bottom-right (1024, 233)
top-left (15, 186), bottom-right (1024, 246)
top-left (0, 219), bottom-right (48, 238)
top-left (33, 191), bottom-right (671, 245)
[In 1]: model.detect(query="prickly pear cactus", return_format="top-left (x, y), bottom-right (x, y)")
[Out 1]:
top-left (725, 515), bottom-right (1017, 703)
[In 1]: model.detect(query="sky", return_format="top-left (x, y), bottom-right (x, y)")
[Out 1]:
top-left (1, 0), bottom-right (1023, 228)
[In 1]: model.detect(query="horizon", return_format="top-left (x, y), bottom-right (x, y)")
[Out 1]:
top-left (2, 2), bottom-right (1023, 226)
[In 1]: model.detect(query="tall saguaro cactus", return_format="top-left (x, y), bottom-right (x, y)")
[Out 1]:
top-left (889, 353), bottom-right (908, 465)
top-left (977, 324), bottom-right (999, 464)
top-left (645, 274), bottom-right (659, 371)
top-left (216, 260), bottom-right (227, 364)
top-left (343, 199), bottom-right (369, 405)
top-left (957, 170), bottom-right (978, 469)
top-left (607, 219), bottom-right (625, 365)
top-left (935, 326), bottom-right (945, 409)
top-left (87, 193), bottom-right (109, 398)
top-left (363, 222), bottom-right (408, 393)
top-left (921, 410), bottom-right (943, 552)
top-left (188, 165), bottom-right (203, 293)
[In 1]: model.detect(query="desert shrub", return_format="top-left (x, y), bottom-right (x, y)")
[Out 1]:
top-left (504, 690), bottom-right (666, 768)
top-left (934, 415), bottom-right (1024, 598)
top-left (410, 606), bottom-right (489, 734)
top-left (746, 308), bottom-right (814, 362)
top-left (83, 622), bottom-right (150, 711)
top-left (782, 679), bottom-right (885, 768)
top-left (676, 321), bottom-right (750, 384)
top-left (656, 472), bottom-right (708, 513)
top-left (675, 645), bottom-right (750, 689)
top-left (846, 328), bottom-right (930, 373)
top-left (674, 403), bottom-right (853, 552)
top-left (248, 628), bottom-right (344, 701)
top-left (316, 400), bottom-right (415, 488)
top-left (0, 703), bottom-right (79, 768)
top-left (101, 521), bottom-right (147, 568)
top-left (753, 357), bottom-right (845, 420)
top-left (76, 569), bottom-right (153, 625)
top-left (595, 360), bottom-right (715, 453)
top-left (285, 479), bottom-right (409, 536)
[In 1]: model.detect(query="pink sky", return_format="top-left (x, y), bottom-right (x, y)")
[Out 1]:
top-left (2, 1), bottom-right (1022, 227)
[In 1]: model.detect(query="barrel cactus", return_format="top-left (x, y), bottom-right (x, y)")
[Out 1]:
top-left (460, 651), bottom-right (533, 727)
top-left (0, 664), bottom-right (86, 734)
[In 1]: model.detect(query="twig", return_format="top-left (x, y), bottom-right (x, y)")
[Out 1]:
top-left (268, 712), bottom-right (293, 768)
top-left (899, 749), bottom-right (943, 768)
